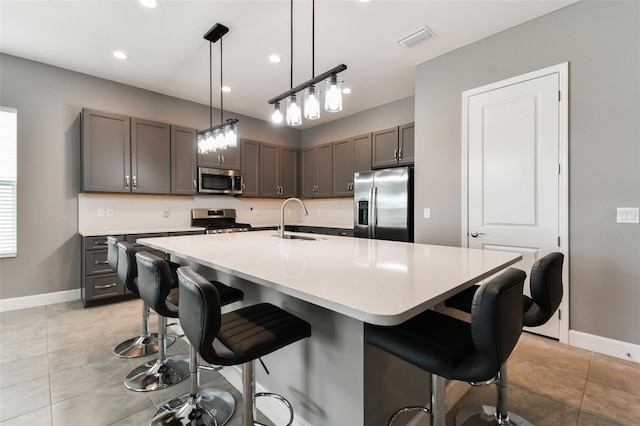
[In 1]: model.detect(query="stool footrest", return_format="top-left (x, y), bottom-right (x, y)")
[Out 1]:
top-left (389, 406), bottom-right (431, 426)
top-left (254, 392), bottom-right (294, 426)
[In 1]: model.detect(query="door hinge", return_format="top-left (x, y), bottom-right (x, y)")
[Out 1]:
top-left (558, 309), bottom-right (561, 320)
top-left (558, 90), bottom-right (561, 102)
top-left (558, 164), bottom-right (561, 175)
top-left (558, 236), bottom-right (561, 247)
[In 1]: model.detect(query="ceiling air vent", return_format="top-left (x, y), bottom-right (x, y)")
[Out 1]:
top-left (396, 26), bottom-right (436, 49)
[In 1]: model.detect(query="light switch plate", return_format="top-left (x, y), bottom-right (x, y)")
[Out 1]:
top-left (617, 207), bottom-right (639, 224)
top-left (423, 208), bottom-right (431, 219)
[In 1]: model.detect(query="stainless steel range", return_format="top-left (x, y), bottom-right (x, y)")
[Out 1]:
top-left (191, 208), bottom-right (251, 234)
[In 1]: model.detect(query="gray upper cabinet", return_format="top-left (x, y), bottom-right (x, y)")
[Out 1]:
top-left (171, 125), bottom-right (197, 195)
top-left (198, 143), bottom-right (241, 170)
top-left (372, 123), bottom-right (414, 168)
top-left (332, 139), bottom-right (352, 197)
top-left (260, 143), bottom-right (297, 198)
top-left (240, 139), bottom-right (260, 197)
top-left (398, 123), bottom-right (415, 165)
top-left (333, 133), bottom-right (372, 197)
top-left (82, 108), bottom-right (131, 193)
top-left (131, 118), bottom-right (171, 194)
top-left (301, 143), bottom-right (333, 198)
top-left (81, 108), bottom-right (172, 194)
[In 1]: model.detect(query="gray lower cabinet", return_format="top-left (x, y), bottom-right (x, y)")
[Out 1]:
top-left (301, 143), bottom-right (333, 198)
top-left (171, 126), bottom-right (198, 195)
top-left (260, 143), bottom-right (297, 198)
top-left (82, 108), bottom-right (173, 194)
top-left (372, 123), bottom-right (414, 168)
top-left (240, 139), bottom-right (260, 197)
top-left (326, 228), bottom-right (355, 237)
top-left (82, 235), bottom-right (126, 306)
top-left (82, 230), bottom-right (204, 306)
top-left (293, 226), bottom-right (354, 237)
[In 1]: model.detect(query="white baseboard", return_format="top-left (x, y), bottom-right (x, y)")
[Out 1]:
top-left (0, 289), bottom-right (81, 312)
top-left (569, 330), bottom-right (639, 363)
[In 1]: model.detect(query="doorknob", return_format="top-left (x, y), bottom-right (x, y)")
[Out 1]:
top-left (470, 232), bottom-right (485, 238)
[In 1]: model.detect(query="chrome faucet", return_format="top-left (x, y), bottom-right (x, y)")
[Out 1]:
top-left (280, 197), bottom-right (308, 238)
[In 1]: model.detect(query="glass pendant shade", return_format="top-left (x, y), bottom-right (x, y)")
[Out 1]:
top-left (205, 131), bottom-right (215, 152)
top-left (224, 122), bottom-right (237, 148)
top-left (325, 75), bottom-right (343, 113)
top-left (304, 86), bottom-right (321, 120)
top-left (286, 95), bottom-right (302, 126)
top-left (272, 102), bottom-right (283, 123)
top-left (214, 129), bottom-right (225, 150)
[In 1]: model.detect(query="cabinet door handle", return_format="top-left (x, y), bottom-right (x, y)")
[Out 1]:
top-left (125, 175), bottom-right (130, 188)
top-left (94, 240), bottom-right (108, 247)
top-left (393, 149), bottom-right (398, 160)
top-left (242, 183), bottom-right (246, 190)
top-left (221, 155), bottom-right (225, 166)
top-left (398, 148), bottom-right (403, 160)
top-left (95, 283), bottom-right (117, 290)
top-left (94, 260), bottom-right (109, 265)
top-left (192, 180), bottom-right (197, 191)
top-left (132, 176), bottom-right (137, 189)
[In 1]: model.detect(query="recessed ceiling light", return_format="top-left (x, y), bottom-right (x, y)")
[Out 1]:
top-left (139, 0), bottom-right (158, 8)
top-left (358, 0), bottom-right (371, 3)
top-left (113, 50), bottom-right (128, 60)
top-left (221, 86), bottom-right (231, 93)
top-left (269, 54), bottom-right (282, 63)
top-left (343, 88), bottom-right (352, 94)
top-left (396, 26), bottom-right (436, 49)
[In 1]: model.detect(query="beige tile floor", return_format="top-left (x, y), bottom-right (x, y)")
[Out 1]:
top-left (1, 299), bottom-right (639, 425)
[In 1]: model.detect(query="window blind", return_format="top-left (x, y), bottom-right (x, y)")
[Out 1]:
top-left (0, 107), bottom-right (17, 258)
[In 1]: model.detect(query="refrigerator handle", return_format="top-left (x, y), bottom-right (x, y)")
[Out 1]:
top-left (371, 187), bottom-right (377, 239)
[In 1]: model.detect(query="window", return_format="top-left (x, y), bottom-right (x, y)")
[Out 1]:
top-left (0, 107), bottom-right (17, 258)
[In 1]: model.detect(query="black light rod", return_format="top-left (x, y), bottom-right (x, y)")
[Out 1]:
top-left (197, 118), bottom-right (239, 136)
top-left (268, 64), bottom-right (347, 105)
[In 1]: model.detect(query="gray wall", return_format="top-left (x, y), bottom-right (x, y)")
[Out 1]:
top-left (0, 54), bottom-right (300, 300)
top-left (414, 0), bottom-right (639, 344)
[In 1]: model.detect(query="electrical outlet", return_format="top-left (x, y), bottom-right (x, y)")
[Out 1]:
top-left (163, 209), bottom-right (170, 218)
top-left (617, 207), bottom-right (639, 224)
top-left (423, 208), bottom-right (431, 219)
top-left (106, 208), bottom-right (114, 217)
top-left (97, 208), bottom-right (105, 217)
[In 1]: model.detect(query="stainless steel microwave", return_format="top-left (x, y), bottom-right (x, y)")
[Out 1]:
top-left (198, 167), bottom-right (243, 195)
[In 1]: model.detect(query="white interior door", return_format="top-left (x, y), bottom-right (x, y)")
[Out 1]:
top-left (465, 67), bottom-right (566, 339)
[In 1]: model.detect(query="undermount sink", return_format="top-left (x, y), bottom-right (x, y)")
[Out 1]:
top-left (272, 234), bottom-right (324, 241)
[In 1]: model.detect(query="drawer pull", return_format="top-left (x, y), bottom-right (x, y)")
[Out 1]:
top-left (94, 260), bottom-right (109, 265)
top-left (94, 241), bottom-right (108, 246)
top-left (95, 283), bottom-right (117, 290)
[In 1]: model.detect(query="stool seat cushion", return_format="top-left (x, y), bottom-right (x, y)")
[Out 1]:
top-left (166, 282), bottom-right (243, 313)
top-left (443, 285), bottom-right (478, 314)
top-left (208, 303), bottom-right (311, 366)
top-left (367, 268), bottom-right (525, 384)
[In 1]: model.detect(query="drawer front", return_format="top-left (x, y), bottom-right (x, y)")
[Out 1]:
top-left (84, 249), bottom-right (114, 275)
top-left (326, 228), bottom-right (354, 237)
top-left (85, 273), bottom-right (125, 300)
top-left (169, 230), bottom-right (205, 236)
top-left (84, 234), bottom-right (124, 250)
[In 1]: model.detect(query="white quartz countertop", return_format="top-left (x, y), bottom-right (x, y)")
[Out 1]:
top-left (138, 231), bottom-right (521, 326)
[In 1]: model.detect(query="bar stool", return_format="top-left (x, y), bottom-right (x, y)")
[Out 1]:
top-left (366, 268), bottom-right (526, 426)
top-left (445, 252), bottom-right (564, 425)
top-left (126, 251), bottom-right (245, 392)
top-left (109, 238), bottom-right (170, 358)
top-left (152, 266), bottom-right (312, 426)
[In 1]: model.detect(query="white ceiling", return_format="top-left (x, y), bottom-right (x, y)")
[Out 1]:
top-left (0, 0), bottom-right (577, 129)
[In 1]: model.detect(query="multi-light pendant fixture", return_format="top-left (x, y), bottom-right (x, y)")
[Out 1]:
top-left (268, 0), bottom-right (347, 126)
top-left (197, 23), bottom-right (238, 154)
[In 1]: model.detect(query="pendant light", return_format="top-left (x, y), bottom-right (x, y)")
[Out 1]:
top-left (197, 23), bottom-right (238, 154)
top-left (268, 0), bottom-right (347, 126)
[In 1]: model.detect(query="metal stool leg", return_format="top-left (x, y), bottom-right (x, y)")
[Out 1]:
top-left (114, 301), bottom-right (175, 358)
top-left (152, 345), bottom-right (235, 425)
top-left (455, 364), bottom-right (534, 426)
top-left (125, 315), bottom-right (189, 392)
top-left (388, 374), bottom-right (446, 426)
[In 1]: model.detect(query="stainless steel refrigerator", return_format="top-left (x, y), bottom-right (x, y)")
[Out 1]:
top-left (354, 166), bottom-right (414, 242)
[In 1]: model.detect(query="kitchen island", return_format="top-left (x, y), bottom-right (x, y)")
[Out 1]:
top-left (139, 231), bottom-right (521, 425)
